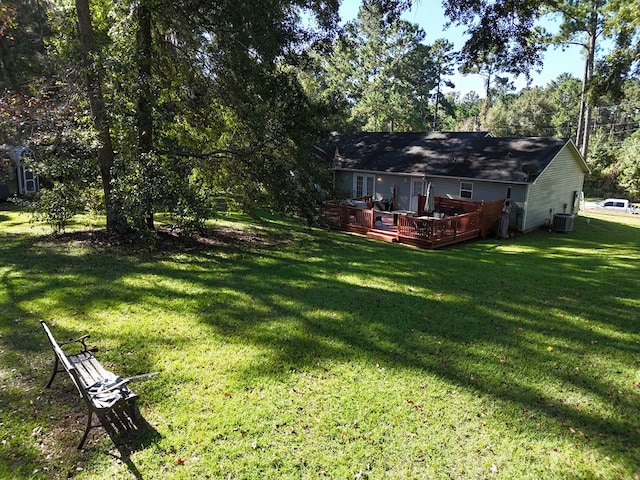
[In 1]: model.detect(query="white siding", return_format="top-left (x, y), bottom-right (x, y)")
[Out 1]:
top-left (522, 146), bottom-right (586, 231)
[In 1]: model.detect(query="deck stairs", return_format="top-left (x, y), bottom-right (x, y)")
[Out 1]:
top-left (366, 230), bottom-right (397, 243)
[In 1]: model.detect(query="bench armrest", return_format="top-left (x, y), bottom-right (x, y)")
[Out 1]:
top-left (60, 334), bottom-right (92, 352)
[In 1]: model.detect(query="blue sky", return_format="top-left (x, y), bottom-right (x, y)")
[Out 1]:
top-left (339, 0), bottom-right (586, 97)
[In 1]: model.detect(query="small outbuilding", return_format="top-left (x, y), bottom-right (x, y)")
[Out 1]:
top-left (328, 132), bottom-right (589, 232)
top-left (0, 145), bottom-right (39, 200)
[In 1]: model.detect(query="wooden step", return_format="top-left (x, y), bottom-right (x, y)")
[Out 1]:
top-left (366, 230), bottom-right (397, 243)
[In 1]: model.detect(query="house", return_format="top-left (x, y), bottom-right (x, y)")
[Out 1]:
top-left (329, 132), bottom-right (589, 232)
top-left (0, 145), bottom-right (39, 200)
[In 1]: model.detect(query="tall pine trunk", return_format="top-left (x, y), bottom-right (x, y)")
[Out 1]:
top-left (580, 28), bottom-right (597, 159)
top-left (576, 9), bottom-right (598, 161)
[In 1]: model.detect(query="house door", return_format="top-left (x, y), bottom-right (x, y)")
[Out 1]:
top-left (353, 174), bottom-right (375, 198)
top-left (23, 168), bottom-right (39, 194)
top-left (17, 166), bottom-right (39, 195)
top-left (410, 179), bottom-right (427, 211)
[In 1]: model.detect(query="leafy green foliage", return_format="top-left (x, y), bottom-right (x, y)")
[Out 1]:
top-left (545, 73), bottom-right (582, 136)
top-left (29, 183), bottom-right (86, 233)
top-left (617, 133), bottom-right (640, 199)
top-left (26, 0), bottom-right (358, 235)
top-left (430, 39), bottom-right (457, 129)
top-left (485, 87), bottom-right (554, 136)
top-left (320, 2), bottom-right (440, 131)
top-left (443, 0), bottom-right (547, 76)
top-left (0, 0), bottom-right (50, 92)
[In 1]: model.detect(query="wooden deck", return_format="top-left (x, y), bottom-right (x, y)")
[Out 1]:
top-left (320, 196), bottom-right (505, 249)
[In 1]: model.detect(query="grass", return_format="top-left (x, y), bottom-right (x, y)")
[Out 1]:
top-left (1, 203), bottom-right (639, 479)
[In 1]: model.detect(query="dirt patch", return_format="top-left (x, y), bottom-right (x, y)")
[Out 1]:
top-left (50, 225), bottom-right (272, 253)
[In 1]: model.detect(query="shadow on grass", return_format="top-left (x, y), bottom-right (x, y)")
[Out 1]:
top-left (100, 409), bottom-right (162, 479)
top-left (1, 212), bottom-right (639, 474)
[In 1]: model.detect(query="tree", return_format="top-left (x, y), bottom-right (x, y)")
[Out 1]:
top-left (459, 49), bottom-right (516, 127)
top-left (484, 87), bottom-right (553, 136)
top-left (0, 0), bottom-right (49, 92)
top-left (34, 0), bottom-right (363, 233)
top-left (549, 0), bottom-right (610, 158)
top-left (584, 79), bottom-right (640, 199)
top-left (618, 134), bottom-right (640, 200)
top-left (73, 0), bottom-right (124, 232)
top-left (134, 1), bottom-right (154, 230)
top-left (443, 0), bottom-right (547, 77)
top-left (590, 0), bottom-right (640, 101)
top-left (322, 1), bottom-right (438, 131)
top-left (450, 91), bottom-right (482, 131)
top-left (429, 39), bottom-right (457, 130)
top-left (545, 73), bottom-right (582, 138)
top-left (0, 1), bottom-right (59, 149)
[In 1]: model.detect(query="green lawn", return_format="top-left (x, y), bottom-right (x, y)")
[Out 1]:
top-left (1, 204), bottom-right (639, 479)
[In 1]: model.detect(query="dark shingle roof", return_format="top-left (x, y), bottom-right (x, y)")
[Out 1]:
top-left (333, 132), bottom-right (577, 183)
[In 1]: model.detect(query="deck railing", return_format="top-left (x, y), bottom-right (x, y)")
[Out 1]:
top-left (321, 197), bottom-right (505, 249)
top-left (397, 211), bottom-right (481, 247)
top-left (340, 205), bottom-right (374, 232)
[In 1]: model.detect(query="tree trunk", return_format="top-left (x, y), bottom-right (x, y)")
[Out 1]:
top-left (136, 2), bottom-right (155, 230)
top-left (580, 28), bottom-right (597, 159)
top-left (74, 0), bottom-right (124, 232)
top-left (576, 10), bottom-right (598, 160)
top-left (433, 84), bottom-right (440, 130)
top-left (575, 56), bottom-right (588, 150)
top-left (480, 73), bottom-right (491, 126)
top-left (0, 36), bottom-right (19, 90)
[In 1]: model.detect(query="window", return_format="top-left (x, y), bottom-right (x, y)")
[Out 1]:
top-left (460, 182), bottom-right (473, 199)
top-left (354, 174), bottom-right (375, 197)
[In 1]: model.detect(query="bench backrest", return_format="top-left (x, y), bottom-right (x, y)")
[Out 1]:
top-left (40, 320), bottom-right (84, 395)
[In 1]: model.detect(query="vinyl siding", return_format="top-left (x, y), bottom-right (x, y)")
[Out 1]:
top-left (523, 146), bottom-right (586, 231)
top-left (335, 171), bottom-right (403, 204)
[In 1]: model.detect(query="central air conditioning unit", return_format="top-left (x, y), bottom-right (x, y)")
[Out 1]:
top-left (552, 213), bottom-right (575, 233)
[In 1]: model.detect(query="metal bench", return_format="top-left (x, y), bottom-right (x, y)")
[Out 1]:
top-left (40, 320), bottom-right (158, 449)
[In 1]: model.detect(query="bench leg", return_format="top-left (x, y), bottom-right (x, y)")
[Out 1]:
top-left (78, 411), bottom-right (100, 450)
top-left (129, 398), bottom-right (141, 421)
top-left (45, 355), bottom-right (61, 388)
